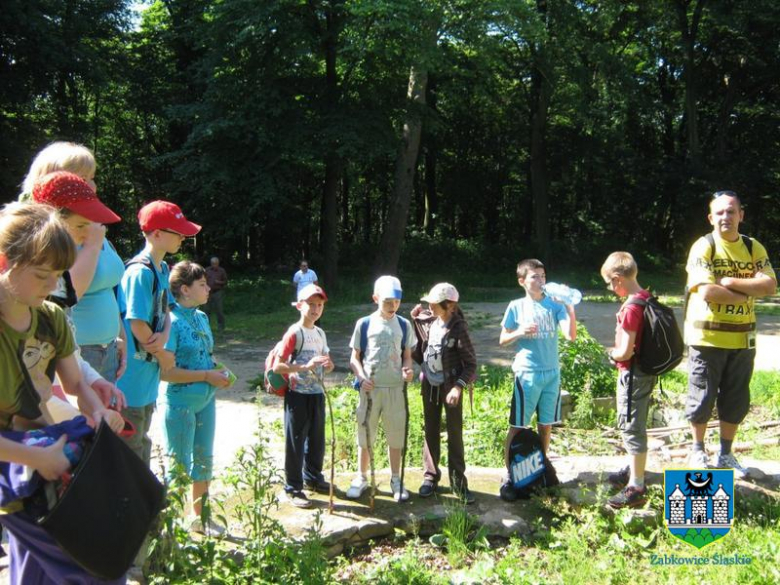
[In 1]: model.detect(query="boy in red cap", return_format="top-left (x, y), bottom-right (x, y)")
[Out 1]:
top-left (272, 283), bottom-right (334, 508)
top-left (117, 200), bottom-right (201, 463)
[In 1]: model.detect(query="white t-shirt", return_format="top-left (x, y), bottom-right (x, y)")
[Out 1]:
top-left (289, 325), bottom-right (329, 394)
top-left (293, 269), bottom-right (318, 295)
top-left (350, 312), bottom-right (416, 387)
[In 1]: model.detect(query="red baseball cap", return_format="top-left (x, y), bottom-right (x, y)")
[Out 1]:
top-left (137, 200), bottom-right (201, 236)
top-left (32, 171), bottom-right (121, 224)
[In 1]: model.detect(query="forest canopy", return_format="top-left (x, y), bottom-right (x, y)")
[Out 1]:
top-left (2, 0), bottom-right (779, 285)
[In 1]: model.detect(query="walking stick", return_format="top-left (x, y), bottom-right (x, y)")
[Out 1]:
top-left (319, 373), bottom-right (336, 514)
top-left (398, 381), bottom-right (409, 503)
top-left (362, 386), bottom-right (376, 511)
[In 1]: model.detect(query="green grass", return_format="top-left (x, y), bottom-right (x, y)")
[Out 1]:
top-left (338, 489), bottom-right (780, 584)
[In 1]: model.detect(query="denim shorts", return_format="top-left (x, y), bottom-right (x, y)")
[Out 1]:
top-left (79, 340), bottom-right (119, 383)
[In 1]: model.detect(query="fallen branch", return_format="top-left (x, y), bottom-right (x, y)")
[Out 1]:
top-left (661, 437), bottom-right (779, 458)
top-left (647, 419), bottom-right (780, 437)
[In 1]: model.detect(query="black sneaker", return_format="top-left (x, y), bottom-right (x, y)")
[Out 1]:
top-left (607, 485), bottom-right (647, 509)
top-left (454, 487), bottom-right (475, 505)
top-left (288, 491), bottom-right (313, 508)
top-left (419, 481), bottom-right (437, 498)
top-left (499, 481), bottom-right (518, 502)
top-left (304, 479), bottom-right (331, 494)
top-left (607, 466), bottom-right (630, 488)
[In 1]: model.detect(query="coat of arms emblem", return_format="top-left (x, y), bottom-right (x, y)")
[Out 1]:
top-left (664, 468), bottom-right (734, 549)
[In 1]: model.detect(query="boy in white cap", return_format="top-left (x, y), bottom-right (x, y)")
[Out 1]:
top-left (348, 276), bottom-right (415, 501)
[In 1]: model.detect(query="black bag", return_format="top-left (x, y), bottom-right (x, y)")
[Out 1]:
top-left (508, 428), bottom-right (559, 498)
top-left (626, 295), bottom-right (684, 376)
top-left (38, 420), bottom-right (166, 580)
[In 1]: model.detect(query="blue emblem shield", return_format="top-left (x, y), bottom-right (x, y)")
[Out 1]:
top-left (664, 468), bottom-right (734, 549)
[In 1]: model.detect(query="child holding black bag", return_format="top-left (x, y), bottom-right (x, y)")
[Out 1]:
top-left (0, 202), bottom-right (125, 584)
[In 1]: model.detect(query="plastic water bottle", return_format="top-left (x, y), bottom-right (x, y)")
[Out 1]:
top-left (543, 282), bottom-right (582, 305)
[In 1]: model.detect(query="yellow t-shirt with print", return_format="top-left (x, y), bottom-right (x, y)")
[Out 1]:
top-left (685, 233), bottom-right (775, 349)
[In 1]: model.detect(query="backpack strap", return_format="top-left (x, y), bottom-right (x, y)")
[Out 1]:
top-left (289, 324), bottom-right (304, 362)
top-left (121, 255), bottom-right (162, 319)
top-left (398, 317), bottom-right (408, 353)
top-left (358, 316), bottom-right (370, 357)
top-left (622, 295), bottom-right (650, 423)
top-left (122, 255), bottom-right (166, 362)
top-left (705, 232), bottom-right (754, 262)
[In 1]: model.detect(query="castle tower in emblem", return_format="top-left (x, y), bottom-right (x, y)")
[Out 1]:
top-left (712, 484), bottom-right (730, 524)
top-left (669, 485), bottom-right (686, 524)
top-left (691, 495), bottom-right (708, 524)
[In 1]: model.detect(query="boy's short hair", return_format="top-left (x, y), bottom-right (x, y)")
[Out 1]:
top-left (516, 259), bottom-right (544, 280)
top-left (601, 252), bottom-right (638, 280)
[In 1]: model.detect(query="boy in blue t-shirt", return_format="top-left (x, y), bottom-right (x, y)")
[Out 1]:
top-left (499, 259), bottom-right (576, 500)
top-left (117, 200), bottom-right (201, 463)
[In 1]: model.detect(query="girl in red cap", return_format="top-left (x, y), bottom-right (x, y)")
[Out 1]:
top-left (30, 172), bottom-right (126, 412)
top-left (22, 141), bottom-right (128, 409)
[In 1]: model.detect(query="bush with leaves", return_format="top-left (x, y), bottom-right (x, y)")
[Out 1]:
top-left (558, 322), bottom-right (615, 399)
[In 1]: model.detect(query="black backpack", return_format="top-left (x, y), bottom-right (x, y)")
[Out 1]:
top-left (623, 295), bottom-right (683, 423)
top-left (508, 428), bottom-right (559, 498)
top-left (626, 295), bottom-right (684, 377)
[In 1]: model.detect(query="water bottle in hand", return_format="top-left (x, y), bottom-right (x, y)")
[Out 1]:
top-left (543, 282), bottom-right (582, 305)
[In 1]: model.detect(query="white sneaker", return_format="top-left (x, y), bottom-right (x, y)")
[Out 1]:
top-left (346, 476), bottom-right (369, 499)
top-left (189, 516), bottom-right (226, 537)
top-left (688, 449), bottom-right (710, 469)
top-left (717, 452), bottom-right (749, 479)
top-left (390, 477), bottom-right (410, 502)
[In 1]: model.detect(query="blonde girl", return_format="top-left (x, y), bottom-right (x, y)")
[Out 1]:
top-left (22, 141), bottom-right (128, 405)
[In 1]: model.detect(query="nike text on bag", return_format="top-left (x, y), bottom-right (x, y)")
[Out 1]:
top-left (626, 296), bottom-right (684, 376)
top-left (508, 428), bottom-right (559, 498)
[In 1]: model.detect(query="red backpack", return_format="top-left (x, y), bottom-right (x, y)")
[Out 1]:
top-left (263, 326), bottom-right (303, 397)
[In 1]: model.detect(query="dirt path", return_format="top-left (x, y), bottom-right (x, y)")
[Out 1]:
top-left (148, 301), bottom-right (780, 477)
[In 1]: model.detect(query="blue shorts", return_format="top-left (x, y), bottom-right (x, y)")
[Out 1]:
top-left (509, 369), bottom-right (561, 427)
top-left (161, 386), bottom-right (217, 482)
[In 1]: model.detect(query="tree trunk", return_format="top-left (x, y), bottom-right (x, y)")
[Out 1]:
top-left (318, 2), bottom-right (343, 288)
top-left (675, 0), bottom-right (708, 172)
top-left (529, 0), bottom-right (552, 262)
top-left (374, 64), bottom-right (428, 275)
top-left (423, 142), bottom-right (437, 236)
top-left (423, 76), bottom-right (438, 236)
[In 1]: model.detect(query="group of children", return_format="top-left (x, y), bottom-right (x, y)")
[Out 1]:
top-left (0, 141), bottom-right (234, 583)
top-left (276, 254), bottom-right (662, 512)
top-left (0, 143), bottom-right (679, 584)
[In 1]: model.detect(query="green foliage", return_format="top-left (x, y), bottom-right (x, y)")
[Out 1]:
top-left (750, 370), bottom-right (780, 417)
top-left (676, 528), bottom-right (723, 549)
top-left (146, 426), bottom-right (332, 584)
top-left (558, 322), bottom-right (615, 399)
top-left (355, 538), bottom-right (447, 584)
top-left (146, 466), bottom-right (229, 584)
top-left (434, 501), bottom-right (489, 568)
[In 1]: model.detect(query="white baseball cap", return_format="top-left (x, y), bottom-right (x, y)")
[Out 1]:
top-left (295, 283), bottom-right (328, 303)
top-left (373, 275), bottom-right (403, 300)
top-left (421, 283), bottom-right (459, 304)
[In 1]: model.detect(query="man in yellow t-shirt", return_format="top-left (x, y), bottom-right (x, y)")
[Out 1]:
top-left (684, 191), bottom-right (776, 478)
